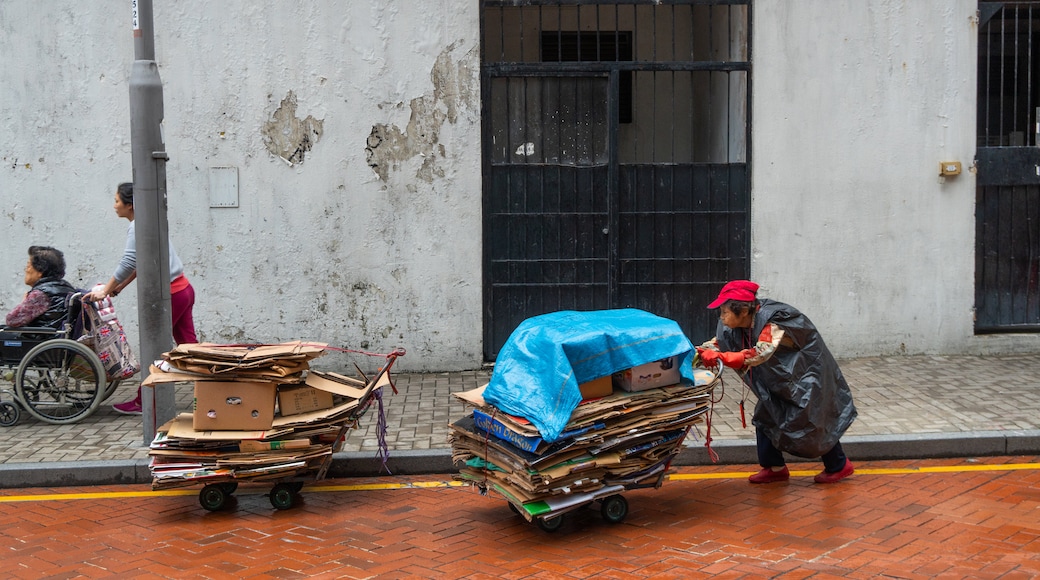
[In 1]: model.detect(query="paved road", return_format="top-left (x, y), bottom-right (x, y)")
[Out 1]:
top-left (2, 456), bottom-right (1038, 578)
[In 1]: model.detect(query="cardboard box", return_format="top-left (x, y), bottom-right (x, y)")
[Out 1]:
top-left (193, 381), bottom-right (277, 431)
top-left (278, 384), bottom-right (334, 417)
top-left (612, 356), bottom-right (681, 392)
top-left (578, 375), bottom-right (613, 399)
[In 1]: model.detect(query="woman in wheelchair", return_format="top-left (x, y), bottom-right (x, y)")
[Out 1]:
top-left (5, 245), bottom-right (76, 330)
top-left (1, 246), bottom-right (113, 426)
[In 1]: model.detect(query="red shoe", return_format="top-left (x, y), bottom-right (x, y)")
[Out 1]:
top-left (814, 459), bottom-right (854, 484)
top-left (749, 466), bottom-right (790, 483)
top-left (112, 399), bottom-right (142, 415)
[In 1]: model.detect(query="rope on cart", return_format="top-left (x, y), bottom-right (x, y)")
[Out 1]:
top-left (476, 408), bottom-right (497, 496)
top-left (703, 404), bottom-right (720, 464)
top-left (703, 364), bottom-right (726, 464)
top-left (374, 388), bottom-right (391, 474)
top-left (319, 345), bottom-right (402, 473)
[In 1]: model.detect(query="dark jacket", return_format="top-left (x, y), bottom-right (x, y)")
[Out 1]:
top-left (32, 277), bottom-right (77, 329)
top-left (716, 299), bottom-right (857, 458)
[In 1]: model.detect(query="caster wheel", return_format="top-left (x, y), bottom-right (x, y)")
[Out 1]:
top-left (269, 483), bottom-right (297, 510)
top-left (219, 482), bottom-right (238, 495)
top-left (600, 495), bottom-right (628, 524)
top-left (0, 402), bottom-right (19, 427)
top-left (536, 514), bottom-right (564, 532)
top-left (199, 484), bottom-right (228, 512)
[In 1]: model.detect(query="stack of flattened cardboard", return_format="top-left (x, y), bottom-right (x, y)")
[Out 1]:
top-left (449, 368), bottom-right (718, 516)
top-left (144, 342), bottom-right (391, 490)
top-left (153, 341), bottom-right (328, 381)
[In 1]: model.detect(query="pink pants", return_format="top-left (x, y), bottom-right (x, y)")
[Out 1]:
top-left (171, 282), bottom-right (197, 345)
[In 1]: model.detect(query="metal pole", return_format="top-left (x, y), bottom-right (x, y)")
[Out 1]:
top-left (130, 0), bottom-right (175, 443)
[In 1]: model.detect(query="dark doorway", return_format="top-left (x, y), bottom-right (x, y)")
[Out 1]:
top-left (481, 1), bottom-right (752, 359)
top-left (975, 1), bottom-right (1040, 332)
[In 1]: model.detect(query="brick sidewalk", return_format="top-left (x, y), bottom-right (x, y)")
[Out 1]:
top-left (1, 354), bottom-right (1039, 466)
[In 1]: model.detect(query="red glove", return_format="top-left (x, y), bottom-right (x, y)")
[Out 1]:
top-left (696, 347), bottom-right (720, 368)
top-left (717, 351), bottom-right (748, 369)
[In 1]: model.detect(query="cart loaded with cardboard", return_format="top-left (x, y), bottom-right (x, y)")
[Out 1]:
top-left (449, 309), bottom-right (719, 531)
top-left (144, 342), bottom-right (404, 511)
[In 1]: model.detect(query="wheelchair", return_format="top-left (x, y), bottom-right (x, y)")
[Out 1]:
top-left (0, 292), bottom-right (121, 426)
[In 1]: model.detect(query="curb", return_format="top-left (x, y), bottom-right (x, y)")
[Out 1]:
top-left (2, 431), bottom-right (1039, 489)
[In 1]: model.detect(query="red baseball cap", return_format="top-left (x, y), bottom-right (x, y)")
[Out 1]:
top-left (707, 280), bottom-right (760, 309)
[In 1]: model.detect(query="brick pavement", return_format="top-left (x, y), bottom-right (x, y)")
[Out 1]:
top-left (1, 354), bottom-right (1039, 466)
top-left (1, 456), bottom-right (1038, 578)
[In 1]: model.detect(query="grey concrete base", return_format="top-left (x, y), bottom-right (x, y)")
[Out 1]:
top-left (326, 449), bottom-right (458, 478)
top-left (0, 459), bottom-right (151, 489)
top-left (2, 431), bottom-right (1039, 489)
top-left (673, 430), bottom-right (1040, 466)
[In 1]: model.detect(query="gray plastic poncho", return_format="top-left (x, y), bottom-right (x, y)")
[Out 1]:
top-left (715, 299), bottom-right (856, 458)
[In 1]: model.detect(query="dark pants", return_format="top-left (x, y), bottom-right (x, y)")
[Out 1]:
top-left (756, 428), bottom-right (847, 472)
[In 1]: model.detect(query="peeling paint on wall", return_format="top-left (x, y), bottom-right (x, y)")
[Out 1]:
top-left (365, 41), bottom-right (477, 182)
top-left (262, 90), bottom-right (324, 166)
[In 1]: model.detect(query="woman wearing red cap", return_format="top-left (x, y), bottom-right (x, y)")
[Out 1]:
top-left (697, 280), bottom-right (857, 484)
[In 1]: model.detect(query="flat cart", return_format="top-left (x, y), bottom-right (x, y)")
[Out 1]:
top-left (451, 363), bottom-right (721, 532)
top-left (513, 426), bottom-right (694, 531)
top-left (150, 348), bottom-right (404, 511)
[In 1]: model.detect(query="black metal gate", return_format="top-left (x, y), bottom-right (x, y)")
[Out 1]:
top-left (481, 1), bottom-right (751, 359)
top-left (976, 1), bottom-right (1040, 332)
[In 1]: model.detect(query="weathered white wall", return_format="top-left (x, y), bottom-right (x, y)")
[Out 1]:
top-left (0, 1), bottom-right (483, 371)
top-left (5, 1), bottom-right (1036, 368)
top-left (753, 0), bottom-right (1040, 356)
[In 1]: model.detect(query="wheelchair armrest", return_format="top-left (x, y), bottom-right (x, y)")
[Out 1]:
top-left (1, 326), bottom-right (62, 335)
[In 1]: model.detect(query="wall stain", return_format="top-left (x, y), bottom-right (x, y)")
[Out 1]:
top-left (262, 90), bottom-right (324, 166)
top-left (365, 41), bottom-right (477, 182)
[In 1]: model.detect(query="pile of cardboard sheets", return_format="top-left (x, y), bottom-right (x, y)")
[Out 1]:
top-left (449, 367), bottom-right (718, 516)
top-left (143, 342), bottom-right (390, 490)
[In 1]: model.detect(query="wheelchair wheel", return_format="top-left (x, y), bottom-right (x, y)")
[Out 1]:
top-left (15, 339), bottom-right (105, 424)
top-left (0, 401), bottom-right (19, 427)
top-left (102, 378), bottom-right (122, 403)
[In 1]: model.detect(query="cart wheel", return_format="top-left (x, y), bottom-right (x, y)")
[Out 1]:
top-left (507, 502), bottom-right (521, 516)
top-left (0, 402), bottom-right (19, 427)
top-left (219, 482), bottom-right (238, 495)
top-left (288, 481), bottom-right (304, 494)
top-left (536, 514), bottom-right (564, 532)
top-left (600, 494), bottom-right (628, 524)
top-left (199, 484), bottom-right (228, 512)
top-left (269, 483), bottom-right (296, 510)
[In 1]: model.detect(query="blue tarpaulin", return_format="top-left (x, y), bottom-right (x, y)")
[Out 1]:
top-left (483, 309), bottom-right (696, 442)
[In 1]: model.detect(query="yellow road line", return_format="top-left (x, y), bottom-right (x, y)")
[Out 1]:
top-left (0, 480), bottom-right (467, 503)
top-left (0, 463), bottom-right (1036, 503)
top-left (667, 462), bottom-right (1040, 481)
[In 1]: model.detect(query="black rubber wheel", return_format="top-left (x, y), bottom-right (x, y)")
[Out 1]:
top-left (101, 378), bottom-right (121, 403)
top-left (199, 484), bottom-right (228, 512)
top-left (600, 495), bottom-right (628, 524)
top-left (14, 339), bottom-right (105, 424)
top-left (270, 483), bottom-right (296, 510)
top-left (0, 401), bottom-right (19, 427)
top-left (536, 514), bottom-right (564, 532)
top-left (507, 502), bottom-right (521, 516)
top-left (219, 482), bottom-right (238, 495)
top-left (288, 481), bottom-right (304, 494)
